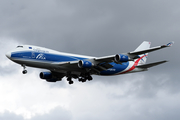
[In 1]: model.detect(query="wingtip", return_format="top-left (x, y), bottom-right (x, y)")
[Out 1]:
top-left (167, 41), bottom-right (174, 47)
top-left (164, 60), bottom-right (169, 63)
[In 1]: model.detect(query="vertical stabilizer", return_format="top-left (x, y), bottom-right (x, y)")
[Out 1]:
top-left (134, 41), bottom-right (151, 65)
top-left (134, 41), bottom-right (151, 52)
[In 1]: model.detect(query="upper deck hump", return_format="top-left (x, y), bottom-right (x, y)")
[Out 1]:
top-left (21, 45), bottom-right (95, 59)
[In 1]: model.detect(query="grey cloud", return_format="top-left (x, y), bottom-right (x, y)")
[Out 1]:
top-left (1, 0), bottom-right (179, 55)
top-left (93, 70), bottom-right (180, 100)
top-left (47, 79), bottom-right (69, 88)
top-left (0, 111), bottom-right (24, 120)
top-left (31, 106), bottom-right (72, 120)
top-left (0, 65), bottom-right (19, 77)
top-left (0, 107), bottom-right (72, 120)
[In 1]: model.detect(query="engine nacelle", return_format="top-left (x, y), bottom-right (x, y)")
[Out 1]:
top-left (114, 54), bottom-right (129, 63)
top-left (40, 72), bottom-right (61, 82)
top-left (46, 78), bottom-right (58, 82)
top-left (78, 60), bottom-right (93, 68)
top-left (40, 72), bottom-right (52, 79)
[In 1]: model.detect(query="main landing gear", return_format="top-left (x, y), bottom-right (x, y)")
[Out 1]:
top-left (78, 75), bottom-right (93, 83)
top-left (67, 77), bottom-right (74, 85)
top-left (66, 73), bottom-right (93, 85)
top-left (22, 64), bottom-right (27, 74)
top-left (79, 73), bottom-right (93, 82)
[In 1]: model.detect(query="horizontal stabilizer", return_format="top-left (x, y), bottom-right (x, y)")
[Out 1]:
top-left (135, 60), bottom-right (168, 68)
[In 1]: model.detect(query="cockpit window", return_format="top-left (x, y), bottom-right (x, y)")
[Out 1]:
top-left (17, 46), bottom-right (23, 48)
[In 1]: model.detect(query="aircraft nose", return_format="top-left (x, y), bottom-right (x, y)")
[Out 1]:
top-left (6, 52), bottom-right (11, 59)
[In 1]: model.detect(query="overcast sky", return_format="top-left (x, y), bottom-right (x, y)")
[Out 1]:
top-left (0, 0), bottom-right (179, 120)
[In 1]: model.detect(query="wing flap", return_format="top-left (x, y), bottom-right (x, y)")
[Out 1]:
top-left (135, 60), bottom-right (167, 68)
top-left (96, 63), bottom-right (114, 71)
top-left (100, 63), bottom-right (114, 68)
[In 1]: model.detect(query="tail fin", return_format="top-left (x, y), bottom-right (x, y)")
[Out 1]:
top-left (134, 41), bottom-right (151, 65)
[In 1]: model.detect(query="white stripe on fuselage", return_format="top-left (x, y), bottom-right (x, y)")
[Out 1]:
top-left (9, 45), bottom-right (96, 72)
top-left (118, 61), bottom-right (134, 74)
top-left (14, 45), bottom-right (95, 59)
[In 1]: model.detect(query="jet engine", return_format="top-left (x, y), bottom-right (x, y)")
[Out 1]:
top-left (78, 60), bottom-right (93, 68)
top-left (40, 72), bottom-right (52, 79)
top-left (114, 54), bottom-right (129, 63)
top-left (40, 72), bottom-right (59, 82)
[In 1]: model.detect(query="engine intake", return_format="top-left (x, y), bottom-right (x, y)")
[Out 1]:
top-left (78, 60), bottom-right (93, 68)
top-left (114, 54), bottom-right (129, 63)
top-left (40, 72), bottom-right (52, 79)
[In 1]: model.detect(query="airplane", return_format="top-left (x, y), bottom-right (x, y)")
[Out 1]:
top-left (5, 41), bottom-right (174, 84)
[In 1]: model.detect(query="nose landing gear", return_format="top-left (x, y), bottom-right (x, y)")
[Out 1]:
top-left (23, 70), bottom-right (27, 74)
top-left (22, 64), bottom-right (27, 74)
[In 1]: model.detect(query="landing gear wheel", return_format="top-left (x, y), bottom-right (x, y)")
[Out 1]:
top-left (67, 77), bottom-right (73, 84)
top-left (78, 77), bottom-right (87, 83)
top-left (67, 77), bottom-right (72, 81)
top-left (21, 64), bottom-right (27, 74)
top-left (82, 78), bottom-right (86, 83)
top-left (78, 78), bottom-right (83, 82)
top-left (22, 70), bottom-right (27, 74)
top-left (69, 81), bottom-right (74, 84)
top-left (87, 76), bottom-right (93, 81)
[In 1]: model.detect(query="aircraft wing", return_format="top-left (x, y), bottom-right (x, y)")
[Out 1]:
top-left (51, 42), bottom-right (173, 72)
top-left (51, 59), bottom-right (113, 73)
top-left (135, 60), bottom-right (167, 68)
top-left (128, 41), bottom-right (174, 56)
top-left (94, 42), bottom-right (174, 62)
top-left (94, 55), bottom-right (115, 62)
top-left (52, 61), bottom-right (79, 65)
top-left (51, 61), bottom-right (80, 69)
